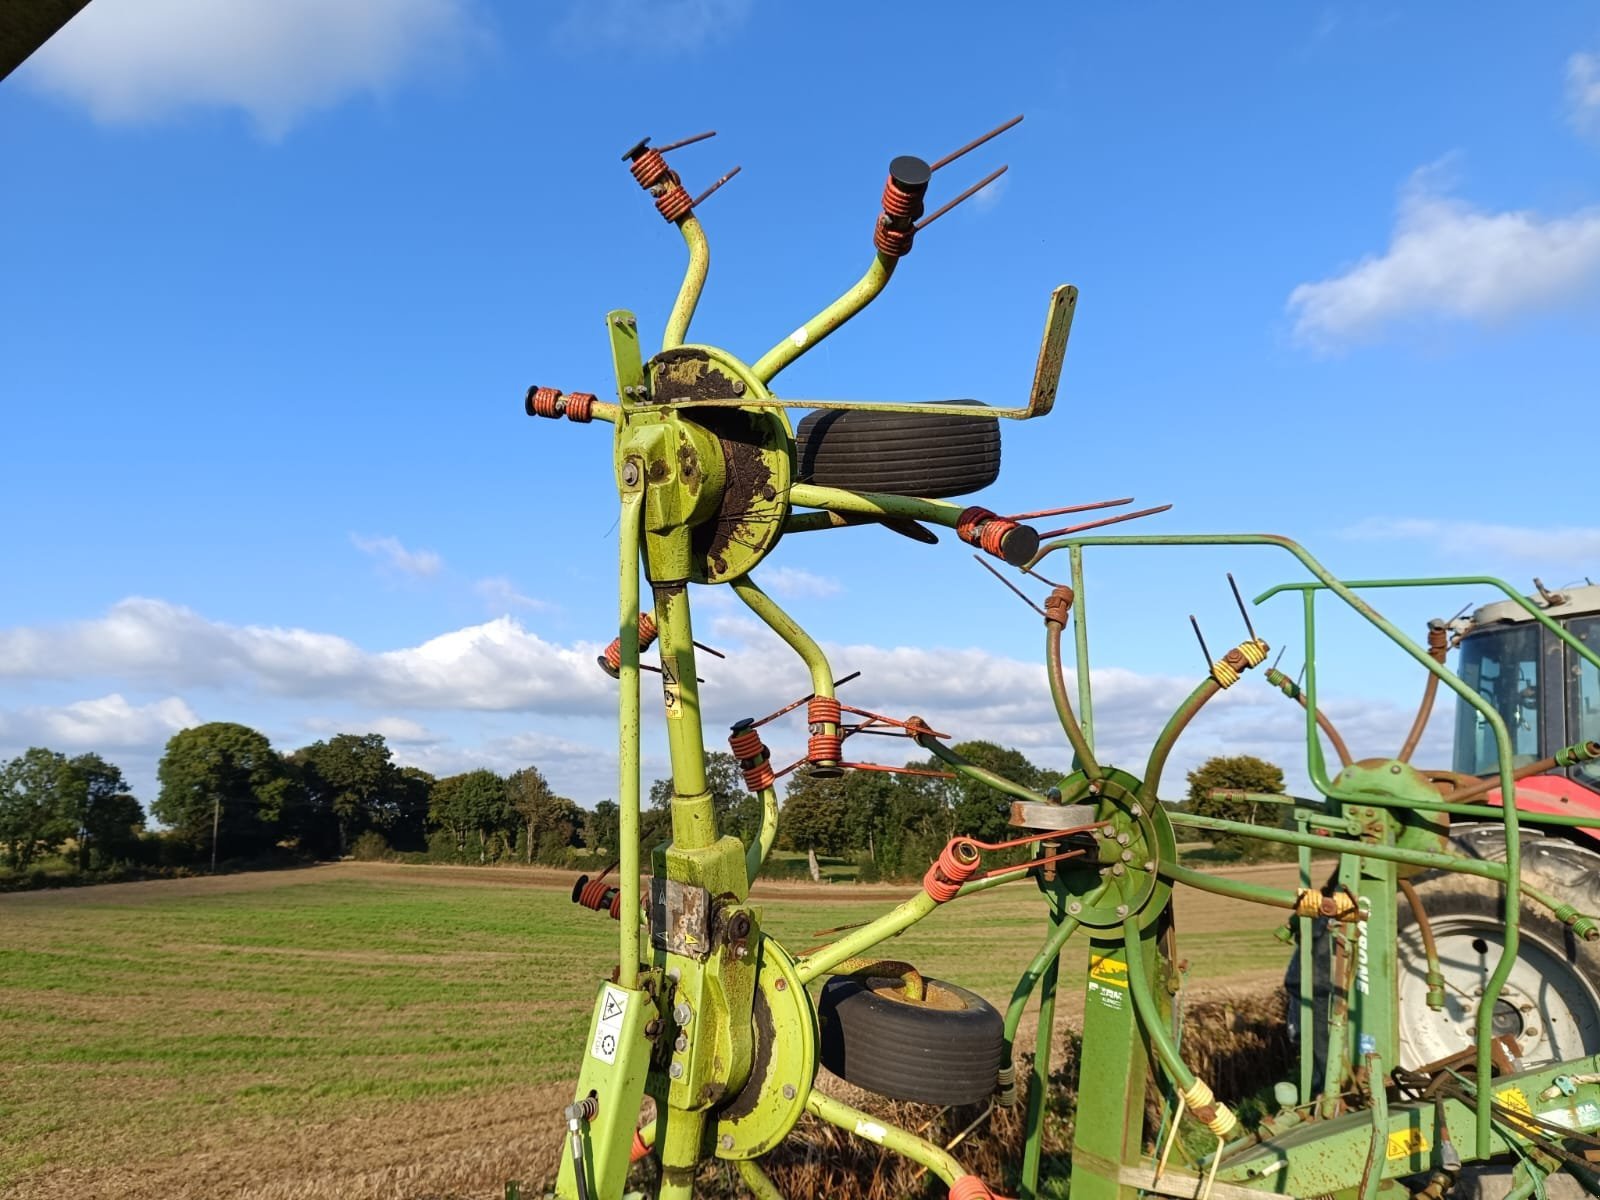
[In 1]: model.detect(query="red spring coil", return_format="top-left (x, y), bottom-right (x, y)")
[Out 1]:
top-left (948, 1176), bottom-right (997, 1200)
top-left (564, 392), bottom-right (595, 423)
top-left (880, 174), bottom-right (924, 220)
top-left (526, 386), bottom-right (563, 419)
top-left (923, 838), bottom-right (982, 904)
top-left (630, 147), bottom-right (669, 188)
top-left (573, 875), bottom-right (622, 919)
top-left (656, 184), bottom-right (694, 223)
top-left (630, 1128), bottom-right (652, 1163)
top-left (808, 696), bottom-right (842, 726)
top-left (808, 732), bottom-right (844, 763)
top-left (955, 506), bottom-right (1018, 557)
top-left (873, 221), bottom-right (915, 258)
top-left (729, 726), bottom-right (775, 791)
top-left (599, 612), bottom-right (661, 676)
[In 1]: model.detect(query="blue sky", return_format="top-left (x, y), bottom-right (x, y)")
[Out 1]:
top-left (3, 1), bottom-right (1599, 807)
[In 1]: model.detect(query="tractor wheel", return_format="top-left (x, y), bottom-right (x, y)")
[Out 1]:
top-left (794, 404), bottom-right (1000, 499)
top-left (1396, 825), bottom-right (1600, 1071)
top-left (817, 975), bottom-right (1004, 1105)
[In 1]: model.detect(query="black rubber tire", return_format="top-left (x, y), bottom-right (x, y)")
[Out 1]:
top-left (794, 404), bottom-right (1000, 499)
top-left (1395, 827), bottom-right (1600, 1070)
top-left (818, 974), bottom-right (1004, 1105)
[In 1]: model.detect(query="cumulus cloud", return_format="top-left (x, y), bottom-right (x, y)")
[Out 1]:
top-left (554, 0), bottom-right (750, 52)
top-left (1570, 52), bottom-right (1600, 137)
top-left (18, 0), bottom-right (486, 138)
top-left (760, 566), bottom-right (842, 599)
top-left (1343, 517), bottom-right (1600, 567)
top-left (0, 693), bottom-right (198, 750)
top-left (1288, 162), bottom-right (1600, 347)
top-left (351, 533), bottom-right (443, 578)
top-left (0, 597), bottom-right (1454, 801)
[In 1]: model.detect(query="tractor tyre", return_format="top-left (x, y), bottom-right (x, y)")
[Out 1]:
top-left (1395, 825), bottom-right (1600, 1071)
top-left (794, 404), bottom-right (1000, 499)
top-left (817, 975), bottom-right (1004, 1105)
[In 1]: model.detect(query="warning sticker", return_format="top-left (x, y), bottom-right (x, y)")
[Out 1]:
top-left (1089, 980), bottom-right (1126, 1010)
top-left (1386, 1128), bottom-right (1428, 1159)
top-left (591, 984), bottom-right (629, 1064)
top-left (1495, 1086), bottom-right (1533, 1117)
top-left (661, 656), bottom-right (682, 720)
top-left (1089, 954), bottom-right (1128, 989)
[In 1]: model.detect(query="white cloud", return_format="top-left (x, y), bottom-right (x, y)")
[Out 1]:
top-left (759, 566), bottom-right (842, 599)
top-left (302, 714), bottom-right (440, 745)
top-left (0, 598), bottom-right (612, 715)
top-left (474, 575), bottom-right (549, 613)
top-left (0, 694), bottom-right (198, 751)
top-left (1570, 52), bottom-right (1600, 137)
top-left (352, 533), bottom-right (443, 578)
top-left (554, 0), bottom-right (750, 52)
top-left (0, 597), bottom-right (1456, 802)
top-left (18, 0), bottom-right (486, 138)
top-left (1343, 517), bottom-right (1600, 567)
top-left (1288, 162), bottom-right (1600, 346)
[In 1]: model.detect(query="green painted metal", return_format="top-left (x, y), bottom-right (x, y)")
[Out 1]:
top-left (1045, 598), bottom-right (1101, 777)
top-left (1253, 575), bottom-right (1600, 674)
top-left (730, 576), bottom-right (835, 698)
top-left (743, 784), bottom-right (778, 885)
top-left (1159, 860), bottom-right (1301, 910)
top-left (1070, 545), bottom-right (1096, 748)
top-left (1021, 891), bottom-right (1067, 1197)
top-left (794, 890), bottom-right (939, 984)
top-left (805, 1090), bottom-right (968, 1185)
top-left (616, 477), bottom-right (644, 991)
top-left (555, 977), bottom-right (657, 1200)
top-left (663, 214), bottom-right (708, 351)
top-left (750, 255), bottom-right (895, 384)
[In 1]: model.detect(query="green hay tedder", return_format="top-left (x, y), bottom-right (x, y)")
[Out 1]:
top-left (524, 119), bottom-right (1600, 1200)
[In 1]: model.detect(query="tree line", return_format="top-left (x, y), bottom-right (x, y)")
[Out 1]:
top-left (1, 716), bottom-right (1287, 887)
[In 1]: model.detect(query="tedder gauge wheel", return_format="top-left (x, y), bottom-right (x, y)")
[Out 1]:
top-left (1396, 826), bottom-right (1600, 1072)
top-left (818, 975), bottom-right (1005, 1106)
top-left (795, 402), bottom-right (1001, 499)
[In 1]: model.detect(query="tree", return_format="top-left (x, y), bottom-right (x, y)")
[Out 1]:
top-left (589, 800), bottom-right (620, 855)
top-left (66, 753), bottom-right (143, 869)
top-left (0, 748), bottom-right (79, 869)
top-left (779, 768), bottom-right (850, 857)
top-left (429, 770), bottom-right (512, 863)
top-left (915, 741), bottom-right (1056, 843)
top-left (1184, 754), bottom-right (1286, 854)
top-left (153, 723), bottom-right (292, 861)
top-left (648, 752), bottom-right (760, 845)
top-left (391, 767), bottom-right (433, 852)
top-left (292, 733), bottom-right (404, 855)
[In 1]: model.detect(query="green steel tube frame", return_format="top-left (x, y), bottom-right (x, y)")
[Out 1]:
top-left (617, 487), bottom-right (644, 990)
top-left (1034, 532), bottom-right (1526, 1151)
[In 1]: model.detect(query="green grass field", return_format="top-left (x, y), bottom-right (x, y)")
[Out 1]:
top-left (0, 862), bottom-right (1296, 1199)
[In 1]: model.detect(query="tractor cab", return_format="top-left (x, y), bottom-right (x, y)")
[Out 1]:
top-left (1453, 582), bottom-right (1600, 807)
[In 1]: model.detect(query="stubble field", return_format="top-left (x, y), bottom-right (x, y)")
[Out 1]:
top-left (0, 860), bottom-right (1301, 1199)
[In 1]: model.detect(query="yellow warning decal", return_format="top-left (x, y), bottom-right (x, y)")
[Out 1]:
top-left (1089, 954), bottom-right (1128, 988)
top-left (1496, 1087), bottom-right (1533, 1116)
top-left (1386, 1128), bottom-right (1428, 1159)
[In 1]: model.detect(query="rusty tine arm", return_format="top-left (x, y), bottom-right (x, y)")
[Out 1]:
top-left (1007, 497), bottom-right (1134, 522)
top-left (655, 130), bottom-right (717, 154)
top-left (1038, 503), bottom-right (1172, 538)
top-left (1227, 572), bottom-right (1259, 641)
top-left (973, 554), bottom-right (1047, 618)
top-left (1189, 616), bottom-right (1214, 672)
top-left (692, 165), bottom-right (741, 209)
top-left (930, 114), bottom-right (1024, 171)
top-left (916, 165), bottom-right (1007, 231)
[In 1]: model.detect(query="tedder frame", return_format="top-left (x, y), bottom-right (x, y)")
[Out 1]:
top-left (524, 120), bottom-right (1600, 1200)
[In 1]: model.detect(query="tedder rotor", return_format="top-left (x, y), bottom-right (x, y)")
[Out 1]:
top-left (523, 119), bottom-right (1600, 1200)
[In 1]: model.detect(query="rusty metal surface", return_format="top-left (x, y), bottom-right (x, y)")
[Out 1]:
top-left (651, 877), bottom-right (712, 960)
